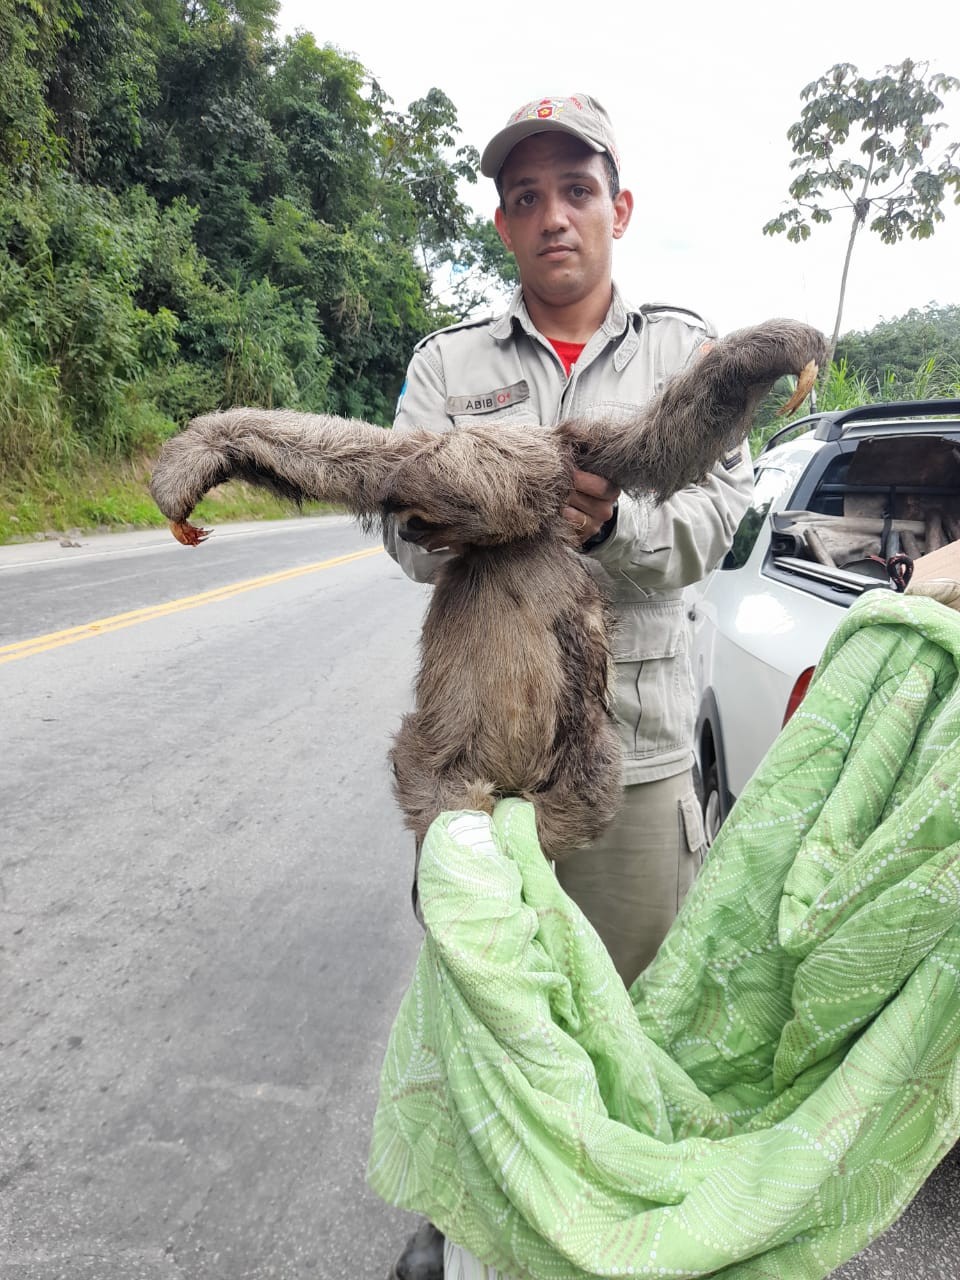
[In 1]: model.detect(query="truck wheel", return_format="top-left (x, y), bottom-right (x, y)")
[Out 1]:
top-left (701, 759), bottom-right (723, 846)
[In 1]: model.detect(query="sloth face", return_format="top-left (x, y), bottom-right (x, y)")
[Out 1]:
top-left (384, 495), bottom-right (497, 549)
top-left (382, 424), bottom-right (571, 548)
top-left (390, 507), bottom-right (461, 548)
top-left (394, 513), bottom-right (438, 543)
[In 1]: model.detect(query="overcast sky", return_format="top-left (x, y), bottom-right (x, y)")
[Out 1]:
top-left (276, 0), bottom-right (960, 339)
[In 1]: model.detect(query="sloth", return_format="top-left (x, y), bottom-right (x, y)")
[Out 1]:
top-left (150, 319), bottom-right (825, 856)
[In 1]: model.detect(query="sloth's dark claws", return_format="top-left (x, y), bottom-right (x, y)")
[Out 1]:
top-left (777, 359), bottom-right (819, 417)
top-left (170, 519), bottom-right (210, 546)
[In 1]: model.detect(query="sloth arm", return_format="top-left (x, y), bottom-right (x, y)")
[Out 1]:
top-left (579, 331), bottom-right (753, 586)
top-left (387, 346), bottom-right (617, 574)
top-left (150, 410), bottom-right (421, 544)
top-left (574, 319), bottom-right (824, 581)
top-left (584, 449), bottom-right (754, 590)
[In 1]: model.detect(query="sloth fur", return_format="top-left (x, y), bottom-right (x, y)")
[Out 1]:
top-left (150, 319), bottom-right (826, 856)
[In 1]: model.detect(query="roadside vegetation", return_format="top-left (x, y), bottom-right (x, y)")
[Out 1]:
top-left (751, 303), bottom-right (960, 453)
top-left (0, 0), bottom-right (514, 544)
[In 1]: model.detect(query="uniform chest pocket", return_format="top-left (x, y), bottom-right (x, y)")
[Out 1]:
top-left (574, 399), bottom-right (649, 428)
top-left (608, 602), bottom-right (692, 758)
top-left (450, 402), bottom-right (541, 429)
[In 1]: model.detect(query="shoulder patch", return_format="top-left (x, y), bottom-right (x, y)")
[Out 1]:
top-left (640, 302), bottom-right (716, 338)
top-left (413, 312), bottom-right (501, 354)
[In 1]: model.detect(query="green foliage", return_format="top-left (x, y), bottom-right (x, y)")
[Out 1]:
top-left (261, 34), bottom-right (378, 228)
top-left (441, 217), bottom-right (518, 321)
top-left (764, 59), bottom-right (960, 358)
top-left (0, 4), bottom-right (519, 538)
top-left (0, 323), bottom-right (75, 473)
top-left (0, 176), bottom-right (188, 453)
top-left (817, 358), bottom-right (882, 410)
top-left (836, 303), bottom-right (960, 388)
top-left (0, 0), bottom-right (73, 179)
top-left (377, 88), bottom-right (480, 249)
top-left (750, 349), bottom-right (960, 455)
top-left (764, 60), bottom-right (960, 245)
top-left (45, 0), bottom-right (155, 185)
top-left (217, 274), bottom-right (329, 408)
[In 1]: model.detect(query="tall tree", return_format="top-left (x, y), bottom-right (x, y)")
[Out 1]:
top-left (0, 0), bottom-right (518, 485)
top-left (376, 89), bottom-right (480, 263)
top-left (763, 59), bottom-right (960, 364)
top-left (260, 33), bottom-right (378, 227)
top-left (373, 87), bottom-right (515, 319)
top-left (0, 0), bottom-right (74, 180)
top-left (44, 0), bottom-right (154, 185)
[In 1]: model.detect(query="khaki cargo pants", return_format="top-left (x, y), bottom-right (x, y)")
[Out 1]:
top-left (555, 769), bottom-right (706, 988)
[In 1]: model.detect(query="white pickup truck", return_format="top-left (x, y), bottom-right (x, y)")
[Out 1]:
top-left (685, 397), bottom-right (960, 841)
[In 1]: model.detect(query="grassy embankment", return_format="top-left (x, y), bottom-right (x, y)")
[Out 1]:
top-left (0, 326), bottom-right (335, 545)
top-left (0, 455), bottom-right (330, 545)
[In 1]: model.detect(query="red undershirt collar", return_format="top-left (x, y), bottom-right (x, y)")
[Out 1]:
top-left (547, 337), bottom-right (586, 377)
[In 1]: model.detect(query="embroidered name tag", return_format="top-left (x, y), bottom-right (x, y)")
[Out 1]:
top-left (445, 380), bottom-right (529, 415)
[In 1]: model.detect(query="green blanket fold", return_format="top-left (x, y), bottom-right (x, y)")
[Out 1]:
top-left (368, 592), bottom-right (960, 1279)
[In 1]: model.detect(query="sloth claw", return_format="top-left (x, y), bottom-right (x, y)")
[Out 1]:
top-left (777, 359), bottom-right (820, 417)
top-left (170, 519), bottom-right (210, 546)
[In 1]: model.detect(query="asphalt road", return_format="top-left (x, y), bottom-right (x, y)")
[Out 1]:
top-left (2, 516), bottom-right (957, 1279)
top-left (2, 516), bottom-right (429, 1279)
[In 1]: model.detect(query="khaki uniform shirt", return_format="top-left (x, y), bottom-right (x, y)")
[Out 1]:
top-left (385, 284), bottom-right (754, 784)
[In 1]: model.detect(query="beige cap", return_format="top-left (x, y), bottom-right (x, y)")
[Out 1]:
top-left (480, 94), bottom-right (620, 179)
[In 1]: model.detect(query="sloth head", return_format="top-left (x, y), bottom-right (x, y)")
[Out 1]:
top-left (381, 424), bottom-right (571, 548)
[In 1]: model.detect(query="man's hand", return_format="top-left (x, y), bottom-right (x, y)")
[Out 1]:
top-left (563, 469), bottom-right (620, 544)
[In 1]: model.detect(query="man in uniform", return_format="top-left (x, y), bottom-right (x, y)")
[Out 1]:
top-left (386, 93), bottom-right (753, 1279)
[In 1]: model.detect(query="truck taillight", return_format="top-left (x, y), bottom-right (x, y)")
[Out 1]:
top-left (783, 667), bottom-right (815, 726)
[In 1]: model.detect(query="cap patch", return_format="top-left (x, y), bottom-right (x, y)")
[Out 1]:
top-left (512, 96), bottom-right (587, 124)
top-left (481, 93), bottom-right (619, 178)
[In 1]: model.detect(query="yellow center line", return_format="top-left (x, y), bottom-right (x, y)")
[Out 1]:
top-left (1, 546), bottom-right (384, 665)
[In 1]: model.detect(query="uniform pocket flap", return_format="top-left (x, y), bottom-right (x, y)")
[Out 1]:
top-left (679, 791), bottom-right (707, 856)
top-left (611, 602), bottom-right (685, 661)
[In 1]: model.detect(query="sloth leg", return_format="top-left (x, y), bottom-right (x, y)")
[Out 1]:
top-left (389, 717), bottom-right (499, 842)
top-left (525, 729), bottom-right (623, 859)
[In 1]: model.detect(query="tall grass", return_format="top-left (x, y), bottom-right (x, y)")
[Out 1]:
top-left (751, 355), bottom-right (960, 454)
top-left (0, 325), bottom-right (83, 474)
top-left (817, 354), bottom-right (960, 409)
top-left (0, 450), bottom-right (331, 545)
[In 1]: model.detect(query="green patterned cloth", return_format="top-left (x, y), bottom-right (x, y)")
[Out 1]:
top-left (368, 592), bottom-right (960, 1279)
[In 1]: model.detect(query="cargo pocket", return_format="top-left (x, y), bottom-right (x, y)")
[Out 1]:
top-left (609, 602), bottom-right (688, 757)
top-left (679, 789), bottom-right (707, 861)
top-left (678, 785), bottom-right (707, 907)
